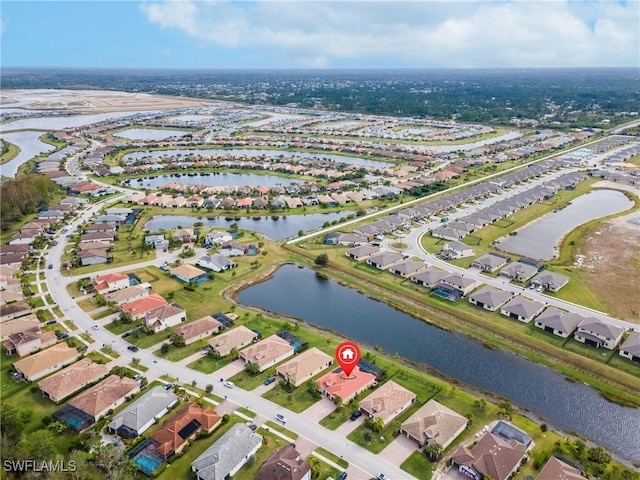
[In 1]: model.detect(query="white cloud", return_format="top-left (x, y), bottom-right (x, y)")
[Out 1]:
top-left (139, 0), bottom-right (640, 67)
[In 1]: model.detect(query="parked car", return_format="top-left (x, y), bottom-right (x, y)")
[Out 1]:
top-left (274, 413), bottom-right (287, 423)
top-left (133, 374), bottom-right (142, 381)
top-left (224, 381), bottom-right (235, 389)
top-left (376, 474), bottom-right (389, 480)
top-left (127, 345), bottom-right (139, 352)
top-left (121, 332), bottom-right (131, 338)
top-left (91, 325), bottom-right (99, 331)
top-left (264, 376), bottom-right (276, 386)
top-left (164, 383), bottom-right (173, 390)
top-left (45, 320), bottom-right (58, 325)
top-left (337, 472), bottom-right (348, 480)
top-left (349, 410), bottom-right (363, 421)
top-left (47, 264), bottom-right (53, 270)
top-left (55, 332), bottom-right (69, 339)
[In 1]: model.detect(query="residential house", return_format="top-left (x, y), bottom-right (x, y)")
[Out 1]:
top-left (366, 252), bottom-right (404, 270)
top-left (104, 285), bottom-right (149, 306)
top-left (145, 234), bottom-right (169, 250)
top-left (78, 249), bottom-right (111, 266)
top-left (500, 297), bottom-right (545, 323)
top-left (0, 253), bottom-right (28, 266)
top-left (80, 232), bottom-right (115, 244)
top-left (442, 241), bottom-right (475, 259)
top-left (208, 325), bottom-right (258, 357)
top-left (0, 314), bottom-right (40, 342)
top-left (13, 343), bottom-right (79, 381)
top-left (173, 316), bottom-right (223, 345)
top-left (92, 272), bottom-right (130, 295)
top-left (171, 264), bottom-right (210, 285)
top-left (172, 228), bottom-right (196, 244)
top-left (0, 301), bottom-right (33, 321)
top-left (38, 358), bottom-right (109, 403)
top-left (345, 245), bottom-right (380, 261)
top-left (85, 223), bottom-right (117, 234)
top-left (120, 293), bottom-right (167, 319)
top-left (450, 431), bottom-right (527, 480)
top-left (468, 287), bottom-right (514, 312)
top-left (150, 403), bottom-right (222, 457)
top-left (108, 386), bottom-right (179, 438)
top-left (499, 261), bottom-right (540, 283)
top-left (536, 456), bottom-right (583, 480)
top-left (256, 445), bottom-right (311, 480)
top-left (619, 331), bottom-right (640, 363)
top-left (530, 271), bottom-right (569, 292)
top-left (275, 347), bottom-right (333, 387)
top-left (471, 253), bottom-right (509, 272)
top-left (65, 375), bottom-right (140, 424)
top-left (534, 307), bottom-right (583, 338)
top-left (4, 327), bottom-right (56, 357)
top-left (439, 274), bottom-right (478, 296)
top-left (142, 303), bottom-right (187, 333)
top-left (315, 366), bottom-right (377, 404)
top-left (204, 230), bottom-right (233, 247)
top-left (400, 399), bottom-right (468, 449)
top-left (220, 242), bottom-right (256, 257)
top-left (390, 259), bottom-right (426, 277)
top-left (191, 424), bottom-right (263, 480)
top-left (358, 380), bottom-right (416, 426)
top-left (197, 254), bottom-right (237, 273)
top-left (411, 267), bottom-right (448, 288)
top-left (239, 334), bottom-right (295, 372)
top-left (574, 318), bottom-right (626, 350)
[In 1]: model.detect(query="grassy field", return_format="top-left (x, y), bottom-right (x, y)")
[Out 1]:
top-left (262, 420), bottom-right (299, 440)
top-left (0, 138), bottom-right (20, 164)
top-left (87, 350), bottom-right (111, 364)
top-left (187, 353), bottom-right (236, 374)
top-left (315, 447), bottom-right (349, 469)
top-left (261, 377), bottom-right (327, 413)
top-left (154, 339), bottom-right (209, 362)
top-left (401, 451), bottom-right (436, 480)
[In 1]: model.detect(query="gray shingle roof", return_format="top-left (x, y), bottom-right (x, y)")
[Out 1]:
top-left (191, 424), bottom-right (263, 480)
top-left (108, 386), bottom-right (177, 434)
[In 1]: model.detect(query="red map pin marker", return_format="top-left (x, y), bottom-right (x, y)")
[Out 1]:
top-left (335, 341), bottom-right (361, 378)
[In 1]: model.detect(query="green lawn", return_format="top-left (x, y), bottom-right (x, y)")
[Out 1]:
top-left (154, 340), bottom-right (209, 362)
top-left (319, 405), bottom-right (359, 430)
top-left (187, 353), bottom-right (236, 374)
top-left (101, 346), bottom-right (119, 358)
top-left (92, 308), bottom-right (118, 320)
top-left (315, 447), bottom-right (349, 469)
top-left (105, 318), bottom-right (141, 335)
top-left (233, 431), bottom-right (283, 480)
top-left (87, 350), bottom-right (111, 364)
top-left (262, 421), bottom-right (299, 440)
top-left (261, 379), bottom-right (326, 413)
top-left (63, 320), bottom-right (78, 331)
top-left (129, 362), bottom-right (148, 372)
top-left (79, 332), bottom-right (96, 344)
top-left (127, 329), bottom-right (173, 349)
top-left (236, 406), bottom-right (256, 418)
top-left (401, 451), bottom-right (436, 480)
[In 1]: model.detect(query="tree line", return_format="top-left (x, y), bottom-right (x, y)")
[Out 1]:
top-left (0, 174), bottom-right (61, 231)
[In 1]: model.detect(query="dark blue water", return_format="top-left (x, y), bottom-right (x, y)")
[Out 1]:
top-left (144, 212), bottom-right (354, 241)
top-left (238, 264), bottom-right (640, 462)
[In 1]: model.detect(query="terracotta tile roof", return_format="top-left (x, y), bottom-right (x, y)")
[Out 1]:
top-left (69, 375), bottom-right (139, 419)
top-left (13, 343), bottom-right (78, 380)
top-left (173, 316), bottom-right (222, 342)
top-left (276, 347), bottom-right (332, 386)
top-left (240, 334), bottom-right (294, 369)
top-left (150, 403), bottom-right (221, 457)
top-left (208, 325), bottom-right (257, 357)
top-left (316, 366), bottom-right (376, 402)
top-left (256, 445), bottom-right (311, 480)
top-left (121, 293), bottom-right (167, 316)
top-left (400, 399), bottom-right (468, 448)
top-left (358, 380), bottom-right (416, 423)
top-left (537, 456), bottom-right (583, 480)
top-left (451, 432), bottom-right (526, 480)
top-left (38, 358), bottom-right (109, 401)
top-left (171, 263), bottom-right (207, 280)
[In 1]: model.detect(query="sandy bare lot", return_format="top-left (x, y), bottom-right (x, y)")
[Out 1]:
top-left (1, 89), bottom-right (212, 113)
top-left (576, 183), bottom-right (640, 323)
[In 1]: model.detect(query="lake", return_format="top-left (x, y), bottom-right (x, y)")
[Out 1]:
top-left (131, 172), bottom-right (300, 189)
top-left (122, 148), bottom-right (392, 169)
top-left (238, 264), bottom-right (640, 462)
top-left (496, 190), bottom-right (633, 260)
top-left (0, 130), bottom-right (55, 177)
top-left (115, 128), bottom-right (190, 141)
top-left (144, 212), bottom-right (354, 240)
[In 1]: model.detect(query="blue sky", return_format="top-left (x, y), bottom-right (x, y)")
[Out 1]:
top-left (1, 1), bottom-right (638, 69)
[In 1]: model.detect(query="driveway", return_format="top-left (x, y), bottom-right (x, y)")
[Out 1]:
top-left (379, 434), bottom-right (419, 465)
top-left (251, 379), bottom-right (279, 395)
top-left (336, 415), bottom-right (365, 436)
top-left (213, 359), bottom-right (245, 381)
top-left (300, 397), bottom-right (336, 423)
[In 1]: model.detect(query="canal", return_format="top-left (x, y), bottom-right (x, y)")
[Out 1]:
top-left (237, 264), bottom-right (640, 462)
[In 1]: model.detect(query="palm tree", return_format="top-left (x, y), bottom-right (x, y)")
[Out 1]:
top-left (424, 442), bottom-right (444, 462)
